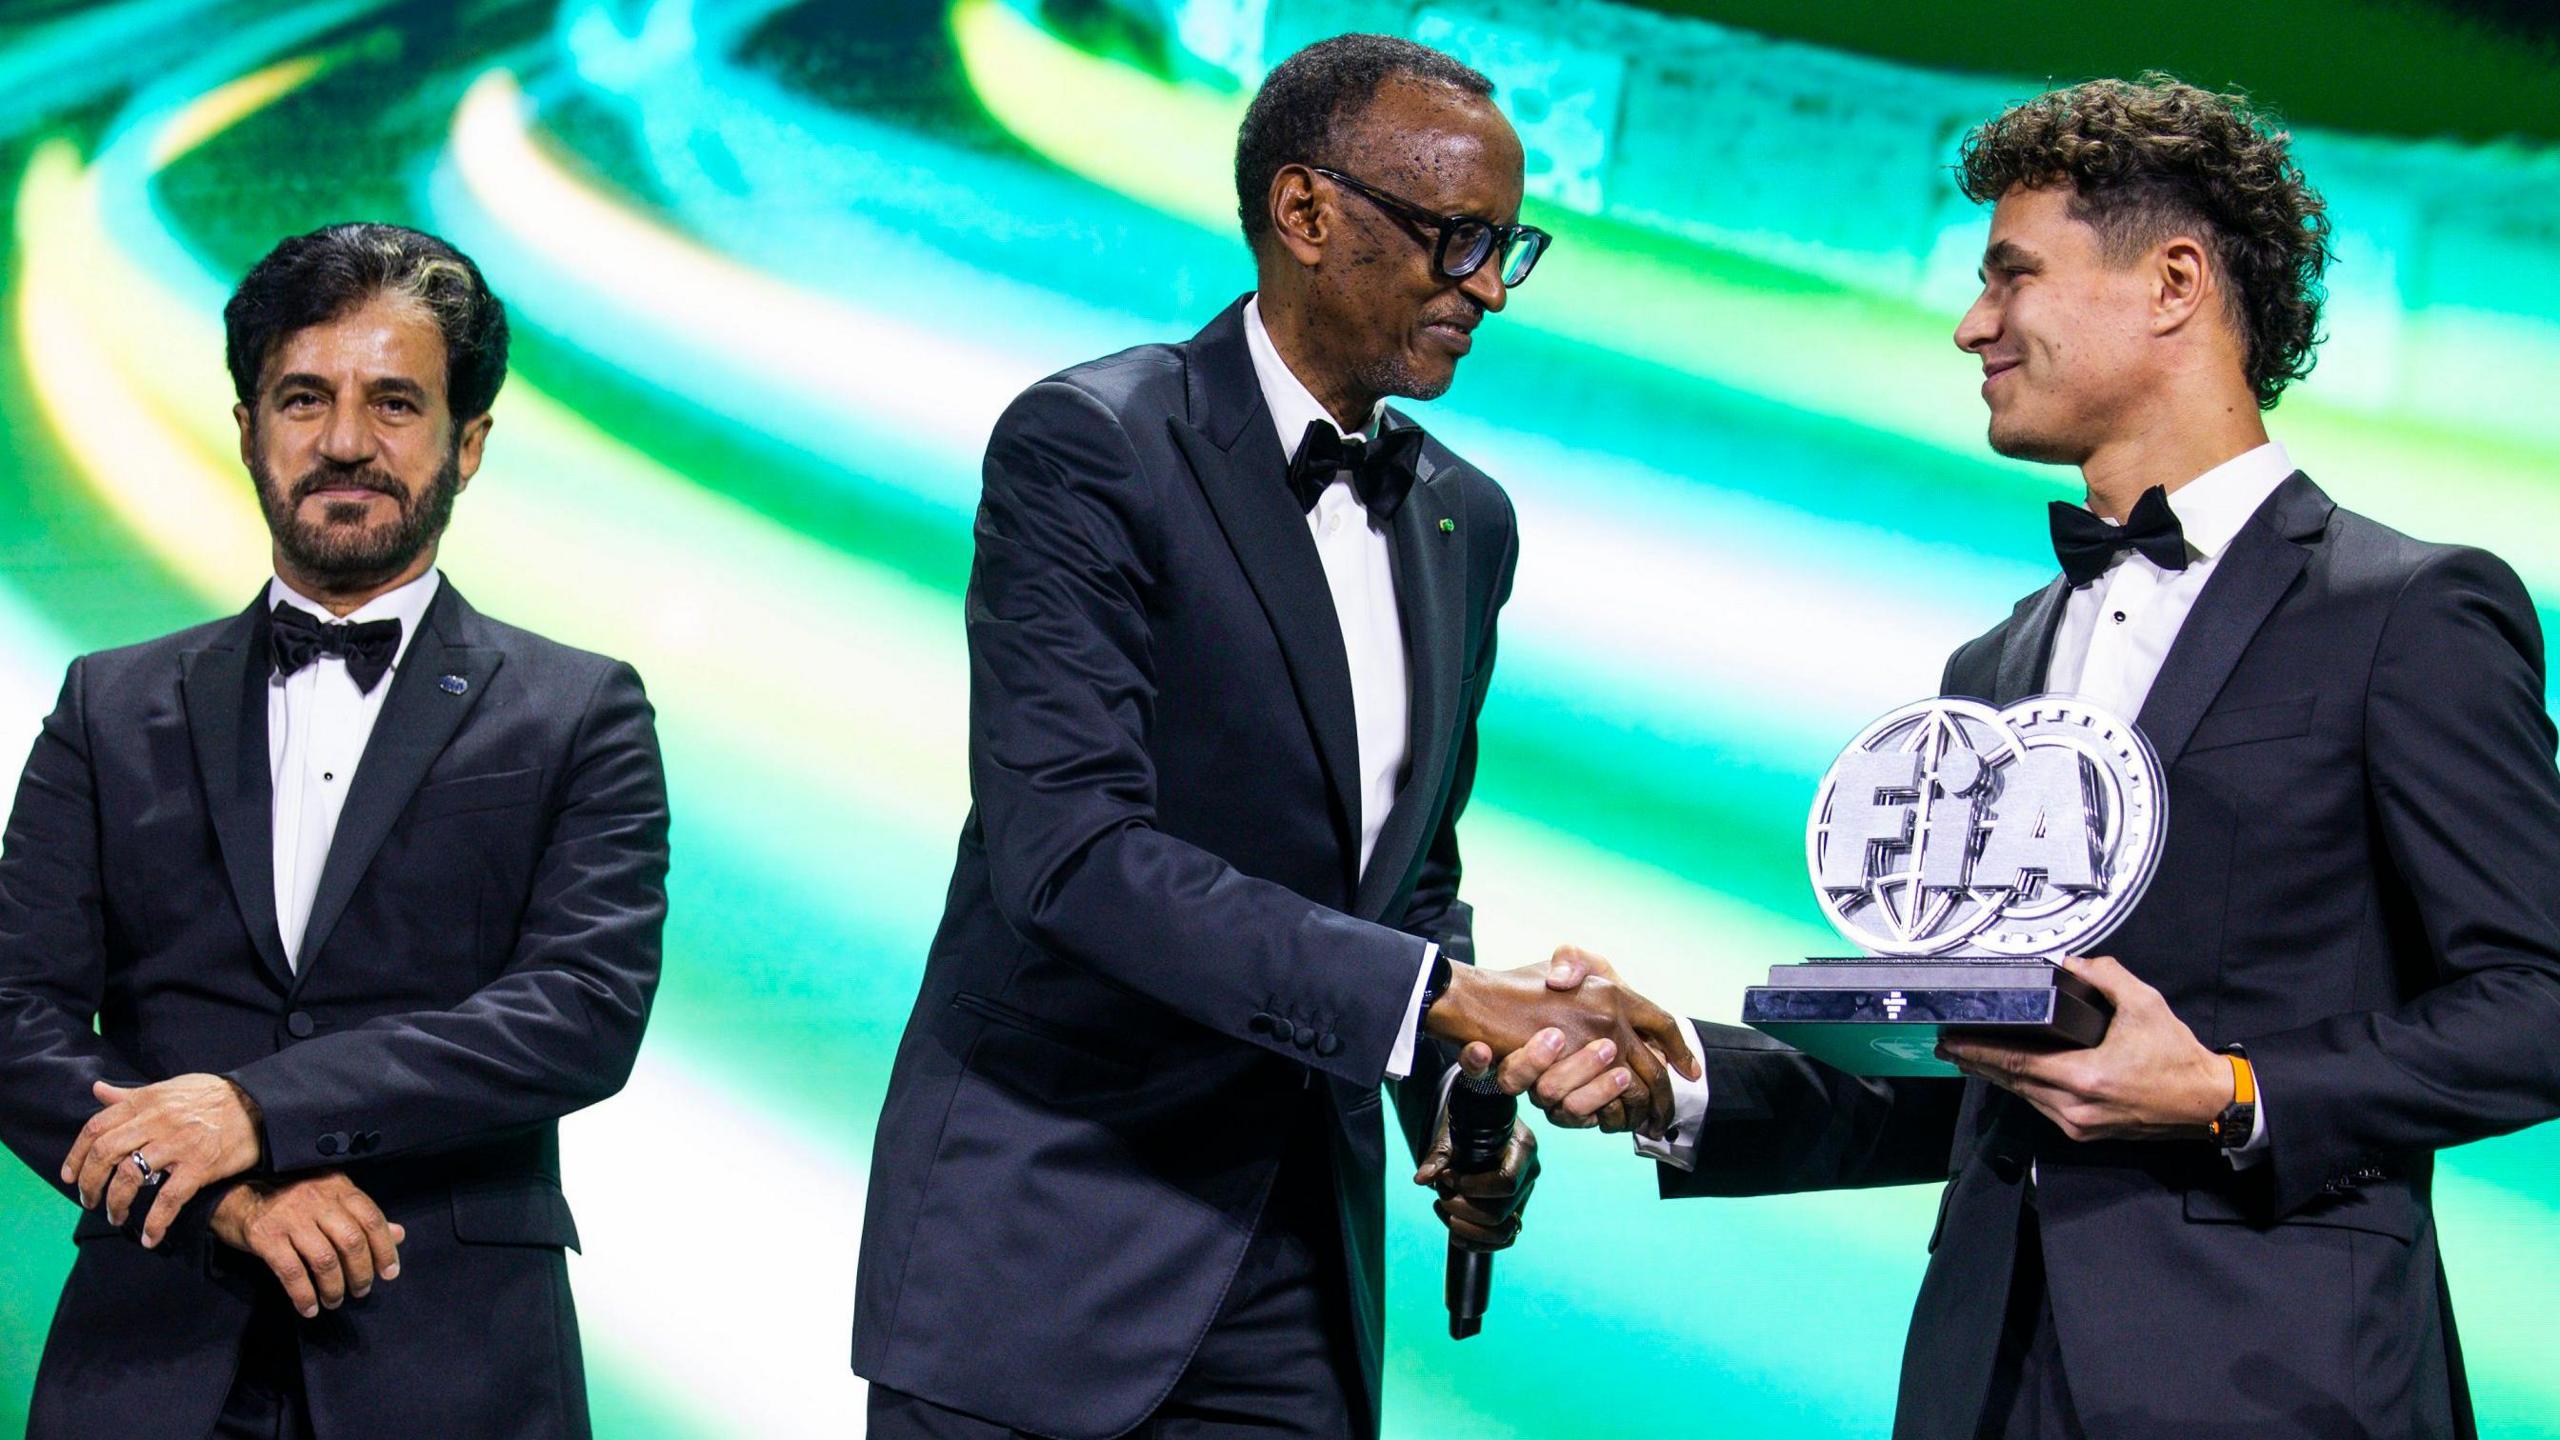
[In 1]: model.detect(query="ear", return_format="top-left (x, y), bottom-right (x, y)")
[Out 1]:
top-left (454, 412), bottom-right (493, 490)
top-left (233, 401), bottom-right (254, 472)
top-left (1268, 163), bottom-right (1330, 269)
top-left (2151, 234), bottom-right (2213, 336)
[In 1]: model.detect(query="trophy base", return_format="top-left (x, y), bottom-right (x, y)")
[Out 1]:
top-left (1740, 960), bottom-right (2112, 1078)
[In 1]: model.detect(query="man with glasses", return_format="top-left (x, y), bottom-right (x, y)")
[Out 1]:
top-left (854, 31), bottom-right (1690, 1440)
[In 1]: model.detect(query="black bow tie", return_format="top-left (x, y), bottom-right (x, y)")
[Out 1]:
top-left (1285, 420), bottom-right (1424, 521)
top-left (270, 603), bottom-right (402, 694)
top-left (2049, 486), bottom-right (2191, 587)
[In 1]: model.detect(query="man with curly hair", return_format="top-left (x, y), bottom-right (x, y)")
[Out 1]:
top-left (1506, 74), bottom-right (2560, 1436)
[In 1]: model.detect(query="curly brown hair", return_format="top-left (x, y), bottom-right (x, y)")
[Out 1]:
top-left (1957, 74), bottom-right (2333, 410)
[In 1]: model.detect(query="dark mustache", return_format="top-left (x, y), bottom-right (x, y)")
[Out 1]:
top-left (290, 468), bottom-right (405, 503)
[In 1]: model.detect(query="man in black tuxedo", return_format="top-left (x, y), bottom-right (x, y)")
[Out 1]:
top-left (1508, 77), bottom-right (2560, 1436)
top-left (0, 224), bottom-right (667, 1438)
top-left (854, 33), bottom-right (1694, 1440)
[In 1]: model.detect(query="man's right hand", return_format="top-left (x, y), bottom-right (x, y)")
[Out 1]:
top-left (1495, 947), bottom-right (1685, 1136)
top-left (209, 1173), bottom-right (405, 1319)
top-left (1424, 946), bottom-right (1698, 1136)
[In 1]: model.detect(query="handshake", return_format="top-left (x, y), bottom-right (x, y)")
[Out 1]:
top-left (1409, 946), bottom-right (1695, 1254)
top-left (1421, 945), bottom-right (1695, 1137)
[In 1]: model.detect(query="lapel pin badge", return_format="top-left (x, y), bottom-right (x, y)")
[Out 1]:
top-left (439, 674), bottom-right (468, 695)
top-left (1438, 518), bottom-right (1456, 534)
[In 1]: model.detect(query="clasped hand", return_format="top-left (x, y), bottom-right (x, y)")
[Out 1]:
top-left (63, 1075), bottom-right (407, 1315)
top-left (60, 1075), bottom-right (264, 1247)
top-left (1424, 946), bottom-right (1698, 1138)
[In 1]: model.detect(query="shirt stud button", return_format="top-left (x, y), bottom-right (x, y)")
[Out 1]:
top-left (2112, 611), bottom-right (2127, 623)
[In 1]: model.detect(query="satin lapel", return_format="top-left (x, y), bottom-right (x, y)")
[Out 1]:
top-left (1174, 415), bottom-right (1364, 875)
top-left (1992, 578), bottom-right (2071, 705)
top-left (292, 585), bottom-right (500, 982)
top-left (182, 597), bottom-right (290, 985)
top-left (2135, 474), bottom-right (2324, 765)
top-left (1352, 434), bottom-right (1465, 920)
top-left (1166, 299), bottom-right (1365, 879)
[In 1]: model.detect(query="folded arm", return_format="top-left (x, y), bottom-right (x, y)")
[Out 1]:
top-left (0, 659), bottom-right (230, 1250)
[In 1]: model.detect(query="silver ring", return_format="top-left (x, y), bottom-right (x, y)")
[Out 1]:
top-left (127, 1150), bottom-right (162, 1187)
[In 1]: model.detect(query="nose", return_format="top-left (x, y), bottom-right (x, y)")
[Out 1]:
top-left (1458, 260), bottom-right (1508, 314)
top-left (1954, 290), bottom-right (1998, 354)
top-left (316, 394), bottom-right (375, 466)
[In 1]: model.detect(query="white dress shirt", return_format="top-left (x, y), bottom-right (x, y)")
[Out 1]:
top-left (268, 569), bottom-right (441, 967)
top-left (1640, 443), bottom-right (2295, 1169)
top-left (1242, 298), bottom-right (1437, 1081)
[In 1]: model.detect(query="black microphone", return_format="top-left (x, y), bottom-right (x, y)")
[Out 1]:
top-left (1443, 1067), bottom-right (1516, 1340)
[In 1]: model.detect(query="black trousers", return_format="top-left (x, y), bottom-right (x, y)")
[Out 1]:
top-left (211, 1293), bottom-right (311, 1440)
top-left (870, 1100), bottom-right (1363, 1440)
top-left (1979, 1189), bottom-right (2086, 1440)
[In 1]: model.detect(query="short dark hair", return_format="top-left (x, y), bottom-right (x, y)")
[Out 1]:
top-left (224, 223), bottom-right (511, 422)
top-left (1958, 74), bottom-right (2332, 410)
top-left (1234, 34), bottom-right (1494, 249)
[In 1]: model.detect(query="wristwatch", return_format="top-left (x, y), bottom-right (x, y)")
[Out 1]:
top-left (2210, 1047), bottom-right (2257, 1150)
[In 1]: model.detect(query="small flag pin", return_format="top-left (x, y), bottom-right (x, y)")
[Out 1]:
top-left (439, 674), bottom-right (468, 695)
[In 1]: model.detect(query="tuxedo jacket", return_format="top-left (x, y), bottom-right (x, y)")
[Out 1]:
top-left (853, 298), bottom-right (1518, 1439)
top-left (0, 583), bottom-right (667, 1440)
top-left (1668, 475), bottom-right (2560, 1438)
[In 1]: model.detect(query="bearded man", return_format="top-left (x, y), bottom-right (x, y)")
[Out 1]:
top-left (0, 222), bottom-right (668, 1439)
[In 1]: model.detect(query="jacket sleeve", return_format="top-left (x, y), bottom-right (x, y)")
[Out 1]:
top-left (227, 660), bottom-right (669, 1173)
top-left (1658, 1022), bottom-right (1962, 1198)
top-left (2243, 546), bottom-right (2560, 1216)
top-left (1389, 493), bottom-right (1519, 1162)
top-left (969, 379), bottom-right (1428, 1087)
top-left (0, 658), bottom-right (228, 1253)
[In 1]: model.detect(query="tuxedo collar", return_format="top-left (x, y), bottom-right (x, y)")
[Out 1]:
top-left (184, 581), bottom-right (503, 988)
top-left (1171, 298), bottom-right (1470, 912)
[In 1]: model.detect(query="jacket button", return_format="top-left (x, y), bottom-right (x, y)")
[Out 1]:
top-left (1292, 1023), bottom-right (1315, 1049)
top-left (1315, 1033), bottom-right (1341, 1057)
top-left (316, 1133), bottom-right (344, 1158)
top-left (1988, 1153), bottom-right (2024, 1184)
top-left (1248, 1012), bottom-right (1274, 1036)
top-left (354, 1132), bottom-right (380, 1154)
top-left (286, 1011), bottom-right (315, 1038)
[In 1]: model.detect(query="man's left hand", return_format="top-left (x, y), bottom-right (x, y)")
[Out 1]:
top-left (1412, 1043), bottom-right (1539, 1251)
top-left (1936, 955), bottom-right (2230, 1142)
top-left (62, 1076), bottom-right (266, 1246)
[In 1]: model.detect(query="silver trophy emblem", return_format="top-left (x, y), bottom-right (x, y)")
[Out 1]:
top-left (1742, 695), bottom-right (2166, 1076)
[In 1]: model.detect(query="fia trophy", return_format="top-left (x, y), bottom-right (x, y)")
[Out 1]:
top-left (1740, 695), bottom-right (2165, 1077)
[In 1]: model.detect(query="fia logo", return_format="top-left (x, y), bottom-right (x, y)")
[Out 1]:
top-left (1807, 696), bottom-right (2164, 960)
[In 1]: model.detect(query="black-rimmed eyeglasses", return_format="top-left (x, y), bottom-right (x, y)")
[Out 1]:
top-left (1311, 166), bottom-right (1551, 288)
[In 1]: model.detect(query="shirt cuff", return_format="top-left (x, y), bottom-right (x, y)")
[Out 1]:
top-left (1382, 941), bottom-right (1437, 1082)
top-left (2224, 1074), bottom-right (2270, 1168)
top-left (1631, 1015), bottom-right (1710, 1172)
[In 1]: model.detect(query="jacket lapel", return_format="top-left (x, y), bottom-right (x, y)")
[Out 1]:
top-left (1172, 299), bottom-right (1365, 882)
top-left (183, 595), bottom-right (291, 986)
top-left (2135, 472), bottom-right (2328, 765)
top-left (292, 583), bottom-right (500, 982)
top-left (1992, 578), bottom-right (2071, 705)
top-left (1352, 419), bottom-right (1466, 920)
